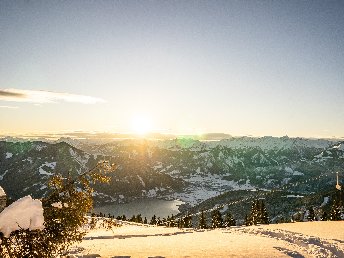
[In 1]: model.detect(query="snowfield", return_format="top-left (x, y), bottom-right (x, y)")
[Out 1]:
top-left (68, 221), bottom-right (344, 258)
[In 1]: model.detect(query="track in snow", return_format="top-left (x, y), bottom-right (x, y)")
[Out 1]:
top-left (232, 227), bottom-right (344, 258)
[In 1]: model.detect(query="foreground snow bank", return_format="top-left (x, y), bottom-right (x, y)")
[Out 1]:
top-left (69, 221), bottom-right (344, 258)
top-left (0, 195), bottom-right (44, 237)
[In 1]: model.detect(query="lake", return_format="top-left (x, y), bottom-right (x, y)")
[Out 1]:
top-left (93, 198), bottom-right (184, 219)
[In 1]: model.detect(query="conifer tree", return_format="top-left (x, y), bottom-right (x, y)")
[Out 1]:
top-left (211, 209), bottom-right (224, 228)
top-left (249, 200), bottom-right (259, 225)
top-left (157, 217), bottom-right (163, 226)
top-left (183, 213), bottom-right (193, 228)
top-left (259, 200), bottom-right (269, 224)
top-left (130, 215), bottom-right (136, 222)
top-left (198, 210), bottom-right (207, 229)
top-left (143, 217), bottom-right (148, 224)
top-left (244, 214), bottom-right (251, 226)
top-left (330, 190), bottom-right (343, 221)
top-left (150, 215), bottom-right (157, 225)
top-left (248, 199), bottom-right (269, 225)
top-left (178, 218), bottom-right (184, 228)
top-left (224, 210), bottom-right (236, 227)
top-left (170, 214), bottom-right (176, 227)
top-left (330, 199), bottom-right (342, 221)
top-left (307, 207), bottom-right (316, 221)
top-left (321, 211), bottom-right (328, 221)
top-left (136, 214), bottom-right (143, 224)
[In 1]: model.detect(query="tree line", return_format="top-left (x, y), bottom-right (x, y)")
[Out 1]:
top-left (110, 190), bottom-right (343, 229)
top-left (107, 199), bottom-right (267, 229)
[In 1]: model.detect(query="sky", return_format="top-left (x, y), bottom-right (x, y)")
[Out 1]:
top-left (0, 0), bottom-right (343, 138)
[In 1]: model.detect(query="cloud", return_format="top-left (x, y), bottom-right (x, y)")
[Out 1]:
top-left (0, 105), bottom-right (19, 109)
top-left (0, 88), bottom-right (105, 104)
top-left (0, 90), bottom-right (26, 98)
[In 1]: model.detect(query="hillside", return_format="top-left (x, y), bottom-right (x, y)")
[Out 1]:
top-left (0, 136), bottom-right (343, 220)
top-left (0, 141), bottom-right (183, 203)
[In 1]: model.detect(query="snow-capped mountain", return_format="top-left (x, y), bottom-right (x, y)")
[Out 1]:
top-left (0, 136), bottom-right (343, 207)
top-left (0, 141), bottom-right (183, 203)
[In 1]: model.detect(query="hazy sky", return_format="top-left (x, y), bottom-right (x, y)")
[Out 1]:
top-left (1, 0), bottom-right (343, 138)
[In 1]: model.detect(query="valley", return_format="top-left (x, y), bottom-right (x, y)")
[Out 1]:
top-left (0, 136), bottom-right (343, 221)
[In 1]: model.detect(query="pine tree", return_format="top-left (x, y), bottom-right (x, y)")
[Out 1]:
top-left (166, 215), bottom-right (170, 227)
top-left (224, 210), bottom-right (236, 227)
top-left (143, 217), bottom-right (148, 224)
top-left (211, 209), bottom-right (224, 228)
top-left (157, 217), bottom-right (163, 226)
top-left (183, 213), bottom-right (193, 228)
top-left (198, 210), bottom-right (207, 229)
top-left (248, 199), bottom-right (269, 225)
top-left (321, 211), bottom-right (328, 221)
top-left (136, 214), bottom-right (143, 223)
top-left (307, 207), bottom-right (316, 221)
top-left (330, 199), bottom-right (342, 221)
top-left (150, 215), bottom-right (157, 225)
top-left (249, 200), bottom-right (259, 225)
top-left (170, 214), bottom-right (176, 227)
top-left (260, 200), bottom-right (269, 224)
top-left (244, 214), bottom-right (251, 226)
top-left (178, 218), bottom-right (183, 228)
top-left (130, 215), bottom-right (136, 222)
top-left (330, 190), bottom-right (343, 221)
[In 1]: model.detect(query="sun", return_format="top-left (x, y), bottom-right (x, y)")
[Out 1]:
top-left (131, 115), bottom-right (152, 135)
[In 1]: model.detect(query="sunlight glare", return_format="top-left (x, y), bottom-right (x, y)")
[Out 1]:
top-left (131, 115), bottom-right (152, 135)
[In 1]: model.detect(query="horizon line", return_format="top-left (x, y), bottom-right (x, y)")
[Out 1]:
top-left (0, 130), bottom-right (343, 141)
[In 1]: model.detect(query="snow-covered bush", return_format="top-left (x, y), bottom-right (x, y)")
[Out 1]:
top-left (0, 161), bottom-right (115, 258)
top-left (0, 196), bottom-right (45, 238)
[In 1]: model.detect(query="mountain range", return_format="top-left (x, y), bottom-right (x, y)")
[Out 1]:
top-left (0, 136), bottom-right (343, 220)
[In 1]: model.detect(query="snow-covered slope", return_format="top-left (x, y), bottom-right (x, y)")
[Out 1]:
top-left (68, 221), bottom-right (344, 258)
